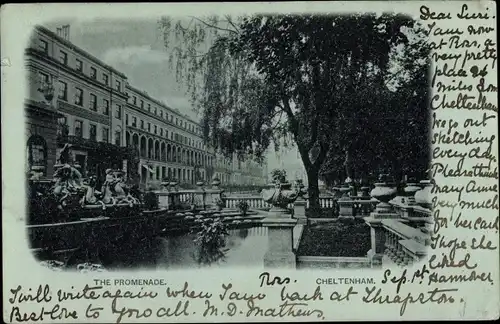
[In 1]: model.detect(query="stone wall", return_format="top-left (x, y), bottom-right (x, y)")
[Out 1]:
top-left (297, 256), bottom-right (371, 269)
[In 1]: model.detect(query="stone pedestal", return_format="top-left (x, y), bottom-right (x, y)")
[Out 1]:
top-left (157, 193), bottom-right (169, 208)
top-left (360, 186), bottom-right (370, 198)
top-left (204, 189), bottom-right (223, 209)
top-left (365, 211), bottom-right (399, 268)
top-left (193, 183), bottom-right (206, 209)
top-left (262, 212), bottom-right (298, 268)
top-left (168, 192), bottom-right (181, 210)
top-left (293, 199), bottom-right (307, 225)
top-left (338, 197), bottom-right (355, 219)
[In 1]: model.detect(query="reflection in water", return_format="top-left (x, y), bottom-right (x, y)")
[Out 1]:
top-left (104, 226), bottom-right (268, 270)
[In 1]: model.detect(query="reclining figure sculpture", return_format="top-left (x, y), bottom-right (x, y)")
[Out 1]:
top-left (52, 163), bottom-right (85, 209)
top-left (80, 169), bottom-right (140, 209)
top-left (53, 143), bottom-right (140, 210)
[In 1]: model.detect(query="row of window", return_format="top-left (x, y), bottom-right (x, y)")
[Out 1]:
top-left (38, 39), bottom-right (122, 92)
top-left (141, 166), bottom-right (206, 182)
top-left (37, 39), bottom-right (201, 138)
top-left (43, 73), bottom-right (122, 118)
top-left (125, 113), bottom-right (205, 149)
top-left (58, 116), bottom-right (120, 145)
top-left (128, 94), bottom-right (201, 135)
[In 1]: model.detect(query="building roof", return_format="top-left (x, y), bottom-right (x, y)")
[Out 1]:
top-left (35, 25), bottom-right (127, 79)
top-left (35, 25), bottom-right (201, 127)
top-left (125, 84), bottom-right (200, 126)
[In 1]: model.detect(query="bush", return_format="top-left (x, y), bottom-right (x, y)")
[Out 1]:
top-left (192, 217), bottom-right (229, 265)
top-left (305, 207), bottom-right (339, 218)
top-left (270, 169), bottom-right (287, 184)
top-left (297, 220), bottom-right (370, 257)
top-left (236, 200), bottom-right (250, 215)
top-left (143, 191), bottom-right (158, 210)
top-left (215, 198), bottom-right (225, 209)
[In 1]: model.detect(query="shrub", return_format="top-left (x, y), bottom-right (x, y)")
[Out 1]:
top-left (143, 191), bottom-right (158, 210)
top-left (192, 217), bottom-right (229, 266)
top-left (270, 169), bottom-right (287, 184)
top-left (215, 198), bottom-right (225, 209)
top-left (236, 200), bottom-right (250, 215)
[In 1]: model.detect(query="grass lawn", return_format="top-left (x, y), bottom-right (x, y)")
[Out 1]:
top-left (297, 219), bottom-right (371, 257)
top-left (305, 207), bottom-right (338, 218)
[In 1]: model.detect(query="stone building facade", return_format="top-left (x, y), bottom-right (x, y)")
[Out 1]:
top-left (25, 25), bottom-right (268, 188)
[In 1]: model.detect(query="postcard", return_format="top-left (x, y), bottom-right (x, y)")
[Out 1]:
top-left (1, 1), bottom-right (498, 322)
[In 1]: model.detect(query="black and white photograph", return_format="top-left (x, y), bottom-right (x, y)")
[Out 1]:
top-left (25, 12), bottom-right (433, 273)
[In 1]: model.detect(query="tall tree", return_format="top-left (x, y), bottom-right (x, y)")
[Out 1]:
top-left (158, 14), bottom-right (428, 210)
top-left (319, 21), bottom-right (430, 185)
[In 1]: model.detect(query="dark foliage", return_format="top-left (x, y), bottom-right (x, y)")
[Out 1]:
top-left (297, 220), bottom-right (371, 257)
top-left (143, 191), bottom-right (159, 211)
top-left (159, 14), bottom-right (430, 209)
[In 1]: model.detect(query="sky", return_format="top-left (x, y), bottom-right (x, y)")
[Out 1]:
top-left (44, 18), bottom-right (305, 180)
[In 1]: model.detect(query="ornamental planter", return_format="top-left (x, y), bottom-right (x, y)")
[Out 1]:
top-left (370, 181), bottom-right (397, 213)
top-left (414, 180), bottom-right (433, 209)
top-left (403, 182), bottom-right (421, 205)
top-left (261, 182), bottom-right (299, 216)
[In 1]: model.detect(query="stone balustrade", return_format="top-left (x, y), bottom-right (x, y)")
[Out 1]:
top-left (306, 196), bottom-right (338, 209)
top-left (224, 196), bottom-right (275, 210)
top-left (365, 179), bottom-right (433, 268)
top-left (353, 199), bottom-right (378, 217)
top-left (381, 219), bottom-right (429, 267)
top-left (154, 181), bottom-right (224, 211)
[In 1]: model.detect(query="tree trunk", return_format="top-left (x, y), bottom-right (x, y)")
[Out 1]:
top-left (306, 168), bottom-right (321, 214)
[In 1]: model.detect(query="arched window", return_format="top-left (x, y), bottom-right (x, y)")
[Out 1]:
top-left (27, 135), bottom-right (47, 176)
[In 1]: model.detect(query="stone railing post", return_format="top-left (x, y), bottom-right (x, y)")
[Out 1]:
top-left (360, 186), bottom-right (371, 199)
top-left (203, 177), bottom-right (223, 210)
top-left (364, 176), bottom-right (398, 268)
top-left (262, 208), bottom-right (298, 268)
top-left (193, 181), bottom-right (206, 209)
top-left (338, 182), bottom-right (354, 219)
top-left (167, 180), bottom-right (181, 210)
top-left (157, 181), bottom-right (170, 208)
top-left (404, 181), bottom-right (421, 206)
top-left (409, 179), bottom-right (433, 229)
top-left (293, 196), bottom-right (307, 225)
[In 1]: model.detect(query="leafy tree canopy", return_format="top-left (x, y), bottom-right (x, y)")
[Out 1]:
top-left (158, 13), bottom-right (430, 206)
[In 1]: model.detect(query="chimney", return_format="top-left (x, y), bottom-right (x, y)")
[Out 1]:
top-left (56, 25), bottom-right (70, 41)
top-left (62, 25), bottom-right (70, 41)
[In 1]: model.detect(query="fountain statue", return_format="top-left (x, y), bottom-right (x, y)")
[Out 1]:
top-left (49, 144), bottom-right (141, 210)
top-left (96, 169), bottom-right (140, 207)
top-left (52, 163), bottom-right (85, 208)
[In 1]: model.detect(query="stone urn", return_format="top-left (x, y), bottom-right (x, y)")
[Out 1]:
top-left (338, 184), bottom-right (351, 198)
top-left (261, 182), bottom-right (299, 216)
top-left (196, 181), bottom-right (205, 187)
top-left (161, 180), bottom-right (170, 191)
top-left (169, 180), bottom-right (179, 191)
top-left (211, 177), bottom-right (221, 189)
top-left (370, 176), bottom-right (397, 213)
top-left (415, 180), bottom-right (433, 209)
top-left (331, 186), bottom-right (343, 199)
top-left (360, 186), bottom-right (371, 198)
top-left (403, 181), bottom-right (421, 205)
